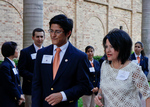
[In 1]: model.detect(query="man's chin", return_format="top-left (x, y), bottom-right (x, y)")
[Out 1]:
top-left (52, 41), bottom-right (57, 45)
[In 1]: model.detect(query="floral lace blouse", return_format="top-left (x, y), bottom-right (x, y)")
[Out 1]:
top-left (100, 61), bottom-right (150, 107)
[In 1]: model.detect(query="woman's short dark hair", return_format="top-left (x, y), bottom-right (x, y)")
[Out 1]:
top-left (49, 14), bottom-right (73, 39)
top-left (1, 41), bottom-right (17, 57)
top-left (85, 46), bottom-right (94, 53)
top-left (135, 41), bottom-right (145, 56)
top-left (103, 28), bottom-right (132, 64)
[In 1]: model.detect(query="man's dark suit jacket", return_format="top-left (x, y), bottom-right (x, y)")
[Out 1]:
top-left (18, 44), bottom-right (36, 95)
top-left (0, 58), bottom-right (23, 107)
top-left (32, 42), bottom-right (92, 107)
top-left (86, 59), bottom-right (100, 95)
top-left (130, 53), bottom-right (149, 76)
top-left (99, 54), bottom-right (106, 68)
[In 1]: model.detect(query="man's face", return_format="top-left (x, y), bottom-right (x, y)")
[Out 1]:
top-left (32, 31), bottom-right (45, 47)
top-left (49, 24), bottom-right (70, 47)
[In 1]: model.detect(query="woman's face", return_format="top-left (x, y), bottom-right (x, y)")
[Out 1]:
top-left (13, 47), bottom-right (19, 58)
top-left (134, 43), bottom-right (143, 55)
top-left (105, 39), bottom-right (119, 61)
top-left (86, 48), bottom-right (94, 60)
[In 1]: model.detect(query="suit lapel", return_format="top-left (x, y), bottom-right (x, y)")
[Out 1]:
top-left (88, 60), bottom-right (92, 67)
top-left (27, 44), bottom-right (36, 61)
top-left (5, 58), bottom-right (20, 82)
top-left (132, 53), bottom-right (136, 60)
top-left (93, 60), bottom-right (96, 68)
top-left (29, 44), bottom-right (36, 54)
top-left (30, 44), bottom-right (44, 53)
top-left (52, 42), bottom-right (74, 84)
top-left (140, 55), bottom-right (144, 66)
top-left (44, 45), bottom-right (54, 83)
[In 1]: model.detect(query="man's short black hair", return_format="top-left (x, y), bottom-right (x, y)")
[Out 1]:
top-left (32, 28), bottom-right (45, 37)
top-left (103, 28), bottom-right (132, 64)
top-left (49, 14), bottom-right (73, 39)
top-left (1, 41), bottom-right (17, 57)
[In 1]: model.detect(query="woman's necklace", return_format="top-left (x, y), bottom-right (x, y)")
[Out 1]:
top-left (111, 62), bottom-right (123, 71)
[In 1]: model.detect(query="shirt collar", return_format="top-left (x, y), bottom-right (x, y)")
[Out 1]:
top-left (53, 41), bottom-right (69, 52)
top-left (134, 53), bottom-right (141, 58)
top-left (89, 58), bottom-right (94, 63)
top-left (6, 57), bottom-right (16, 67)
top-left (33, 43), bottom-right (43, 52)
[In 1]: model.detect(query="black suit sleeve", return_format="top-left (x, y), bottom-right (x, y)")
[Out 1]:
top-left (18, 50), bottom-right (33, 80)
top-left (64, 54), bottom-right (93, 101)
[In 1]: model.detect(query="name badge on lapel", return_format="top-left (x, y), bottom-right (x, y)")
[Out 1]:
top-left (42, 55), bottom-right (53, 64)
top-left (31, 53), bottom-right (37, 60)
top-left (12, 68), bottom-right (18, 75)
top-left (116, 70), bottom-right (130, 80)
top-left (89, 67), bottom-right (95, 72)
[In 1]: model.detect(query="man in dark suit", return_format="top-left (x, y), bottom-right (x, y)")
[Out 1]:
top-left (99, 54), bottom-right (106, 68)
top-left (18, 28), bottom-right (45, 107)
top-left (32, 14), bottom-right (92, 107)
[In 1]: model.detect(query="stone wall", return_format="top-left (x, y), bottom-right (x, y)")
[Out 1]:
top-left (0, 0), bottom-right (142, 60)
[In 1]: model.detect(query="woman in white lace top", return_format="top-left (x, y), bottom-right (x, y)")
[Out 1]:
top-left (94, 28), bottom-right (150, 107)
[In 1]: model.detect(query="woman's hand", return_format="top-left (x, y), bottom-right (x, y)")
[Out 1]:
top-left (94, 94), bottom-right (103, 106)
top-left (19, 94), bottom-right (25, 105)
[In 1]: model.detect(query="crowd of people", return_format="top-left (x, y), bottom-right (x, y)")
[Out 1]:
top-left (0, 14), bottom-right (150, 107)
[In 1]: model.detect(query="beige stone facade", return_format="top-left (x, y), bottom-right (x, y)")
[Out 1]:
top-left (0, 0), bottom-right (142, 60)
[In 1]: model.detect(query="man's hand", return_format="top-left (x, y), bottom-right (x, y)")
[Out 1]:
top-left (45, 92), bottom-right (63, 106)
top-left (92, 87), bottom-right (98, 93)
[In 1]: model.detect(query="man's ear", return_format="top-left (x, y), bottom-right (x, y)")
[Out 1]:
top-left (32, 36), bottom-right (34, 40)
top-left (66, 31), bottom-right (72, 38)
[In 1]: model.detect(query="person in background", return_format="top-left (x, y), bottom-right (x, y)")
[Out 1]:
top-left (99, 54), bottom-right (106, 68)
top-left (18, 28), bottom-right (45, 107)
top-left (130, 41), bottom-right (149, 77)
top-left (94, 28), bottom-right (150, 107)
top-left (82, 45), bottom-right (100, 107)
top-left (0, 41), bottom-right (25, 107)
top-left (32, 14), bottom-right (92, 107)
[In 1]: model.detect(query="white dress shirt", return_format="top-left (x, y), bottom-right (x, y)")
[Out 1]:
top-left (33, 43), bottom-right (43, 53)
top-left (134, 53), bottom-right (141, 65)
top-left (53, 41), bottom-right (69, 101)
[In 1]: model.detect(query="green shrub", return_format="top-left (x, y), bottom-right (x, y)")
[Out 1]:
top-left (0, 60), bottom-right (3, 64)
top-left (93, 55), bottom-right (102, 61)
top-left (13, 59), bottom-right (18, 66)
top-left (78, 98), bottom-right (83, 107)
top-left (78, 98), bottom-right (99, 107)
top-left (0, 59), bottom-right (18, 65)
